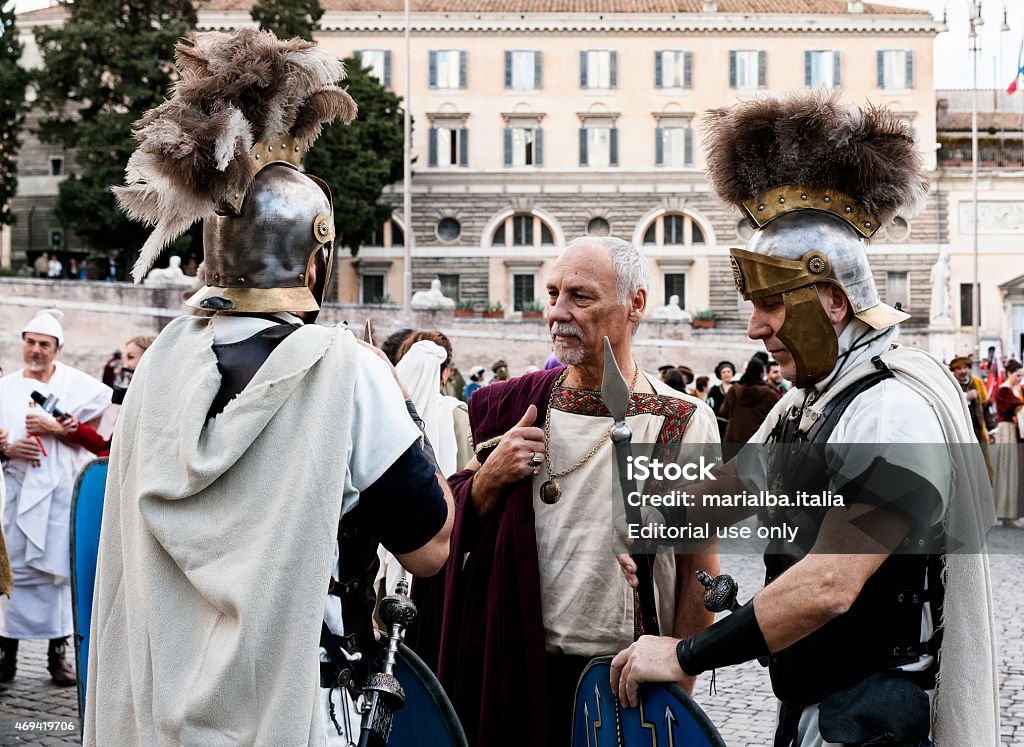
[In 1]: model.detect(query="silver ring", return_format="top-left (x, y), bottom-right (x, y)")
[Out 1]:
top-left (531, 452), bottom-right (543, 464)
top-left (531, 465), bottom-right (541, 477)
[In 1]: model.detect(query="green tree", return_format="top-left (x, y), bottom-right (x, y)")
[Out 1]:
top-left (250, 0), bottom-right (323, 41)
top-left (0, 3), bottom-right (28, 226)
top-left (304, 59), bottom-right (406, 257)
top-left (33, 0), bottom-right (196, 270)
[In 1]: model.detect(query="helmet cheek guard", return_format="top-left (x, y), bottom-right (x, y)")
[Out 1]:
top-left (776, 285), bottom-right (840, 389)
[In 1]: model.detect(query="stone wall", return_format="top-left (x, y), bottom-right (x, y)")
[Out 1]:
top-left (0, 278), bottom-right (931, 382)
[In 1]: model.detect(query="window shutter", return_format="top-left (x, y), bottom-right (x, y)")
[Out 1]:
top-left (610, 51), bottom-right (618, 88)
top-left (504, 128), bottom-right (512, 167)
top-left (684, 126), bottom-right (693, 166)
top-left (905, 51), bottom-right (914, 88)
top-left (535, 51), bottom-right (543, 89)
top-left (804, 51), bottom-right (812, 87)
top-left (729, 51), bottom-right (737, 88)
top-left (459, 51), bottom-right (467, 88)
top-left (580, 51), bottom-right (588, 88)
top-left (429, 128), bottom-right (438, 167)
top-left (758, 51), bottom-right (766, 88)
top-left (504, 51), bottom-right (512, 88)
top-left (384, 51), bottom-right (392, 87)
top-left (459, 128), bottom-right (468, 167)
top-left (684, 51), bottom-right (692, 89)
top-left (429, 51), bottom-right (437, 87)
top-left (654, 51), bottom-right (663, 88)
top-left (655, 127), bottom-right (664, 166)
top-left (876, 51), bottom-right (885, 88)
top-left (535, 127), bottom-right (544, 166)
top-left (609, 127), bottom-right (618, 167)
top-left (579, 128), bottom-right (588, 166)
top-left (833, 51), bottom-right (841, 86)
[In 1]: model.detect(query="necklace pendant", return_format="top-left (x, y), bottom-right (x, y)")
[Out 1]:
top-left (540, 480), bottom-right (561, 505)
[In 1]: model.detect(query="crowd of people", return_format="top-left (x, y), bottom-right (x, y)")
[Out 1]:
top-left (0, 30), bottom-right (1016, 747)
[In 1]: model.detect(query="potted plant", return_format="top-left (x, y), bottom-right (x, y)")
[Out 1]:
top-left (483, 301), bottom-right (505, 319)
top-left (521, 300), bottom-right (544, 319)
top-left (691, 309), bottom-right (717, 329)
top-left (454, 299), bottom-right (478, 318)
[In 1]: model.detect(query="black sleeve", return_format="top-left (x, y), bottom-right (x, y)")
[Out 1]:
top-left (356, 440), bottom-right (447, 555)
top-left (833, 458), bottom-right (942, 527)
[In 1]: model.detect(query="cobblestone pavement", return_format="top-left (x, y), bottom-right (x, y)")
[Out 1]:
top-left (0, 524), bottom-right (1020, 746)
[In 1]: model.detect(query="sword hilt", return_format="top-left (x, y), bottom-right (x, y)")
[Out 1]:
top-left (696, 570), bottom-right (740, 613)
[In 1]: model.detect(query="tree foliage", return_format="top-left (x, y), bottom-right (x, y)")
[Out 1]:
top-left (304, 59), bottom-right (406, 257)
top-left (33, 0), bottom-right (196, 266)
top-left (0, 4), bottom-right (28, 226)
top-left (250, 0), bottom-right (323, 41)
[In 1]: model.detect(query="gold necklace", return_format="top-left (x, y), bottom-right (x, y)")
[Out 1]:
top-left (539, 361), bottom-right (641, 505)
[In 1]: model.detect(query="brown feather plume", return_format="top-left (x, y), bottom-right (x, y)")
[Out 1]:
top-left (116, 28), bottom-right (358, 281)
top-left (703, 90), bottom-right (927, 226)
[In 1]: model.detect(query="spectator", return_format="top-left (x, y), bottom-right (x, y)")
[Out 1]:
top-left (464, 366), bottom-right (486, 400)
top-left (692, 375), bottom-right (710, 402)
top-left (706, 360), bottom-right (735, 438)
top-left (721, 359), bottom-right (777, 459)
top-left (33, 253), bottom-right (49, 279)
top-left (663, 368), bottom-right (687, 392)
top-left (46, 256), bottom-right (63, 279)
top-left (0, 310), bottom-right (111, 686)
top-left (491, 359), bottom-right (510, 382)
top-left (993, 359), bottom-right (1024, 528)
top-left (657, 364), bottom-right (675, 382)
top-left (380, 328), bottom-right (413, 365)
top-left (766, 359), bottom-right (789, 398)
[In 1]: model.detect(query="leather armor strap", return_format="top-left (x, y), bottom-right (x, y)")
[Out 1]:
top-left (675, 601), bottom-right (770, 677)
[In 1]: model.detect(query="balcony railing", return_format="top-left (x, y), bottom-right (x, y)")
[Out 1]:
top-left (938, 143), bottom-right (1024, 168)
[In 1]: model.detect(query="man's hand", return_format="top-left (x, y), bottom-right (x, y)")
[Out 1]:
top-left (5, 437), bottom-right (42, 462)
top-left (965, 389), bottom-right (978, 402)
top-left (610, 635), bottom-right (685, 708)
top-left (470, 405), bottom-right (544, 518)
top-left (25, 413), bottom-right (70, 438)
top-left (58, 414), bottom-right (80, 433)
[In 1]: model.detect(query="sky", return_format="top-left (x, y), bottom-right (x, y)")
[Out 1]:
top-left (8, 0), bottom-right (1024, 90)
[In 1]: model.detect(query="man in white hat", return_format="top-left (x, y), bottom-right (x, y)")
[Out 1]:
top-left (0, 308), bottom-right (111, 685)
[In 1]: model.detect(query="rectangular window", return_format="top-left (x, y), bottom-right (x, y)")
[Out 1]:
top-left (438, 274), bottom-right (460, 302)
top-left (506, 50), bottom-right (541, 90)
top-left (664, 273), bottom-right (686, 308)
top-left (356, 50), bottom-right (391, 86)
top-left (960, 283), bottom-right (979, 326)
top-left (877, 50), bottom-right (914, 90)
top-left (885, 271), bottom-right (908, 310)
top-left (361, 274), bottom-right (386, 304)
top-left (805, 50), bottom-right (840, 88)
top-left (513, 274), bottom-right (535, 312)
top-left (582, 126), bottom-right (616, 167)
top-left (430, 50), bottom-right (466, 89)
top-left (658, 127), bottom-right (692, 167)
top-left (581, 50), bottom-right (616, 89)
top-left (510, 127), bottom-right (536, 166)
top-left (730, 50), bottom-right (764, 90)
top-left (49, 157), bottom-right (63, 176)
top-left (429, 127), bottom-right (467, 167)
top-left (656, 50), bottom-right (691, 89)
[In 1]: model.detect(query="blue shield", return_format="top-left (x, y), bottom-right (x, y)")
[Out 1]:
top-left (572, 657), bottom-right (726, 747)
top-left (70, 459), bottom-right (466, 746)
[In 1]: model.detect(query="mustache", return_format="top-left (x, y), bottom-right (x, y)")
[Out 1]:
top-left (551, 322), bottom-right (583, 339)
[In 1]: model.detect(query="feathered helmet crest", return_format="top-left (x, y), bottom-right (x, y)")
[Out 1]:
top-left (114, 28), bottom-right (357, 282)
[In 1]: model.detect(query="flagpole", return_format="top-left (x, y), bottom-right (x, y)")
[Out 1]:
top-left (970, 1), bottom-right (981, 357)
top-left (402, 0), bottom-right (413, 327)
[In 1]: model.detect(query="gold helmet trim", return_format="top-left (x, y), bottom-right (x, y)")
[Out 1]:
top-left (185, 284), bottom-right (320, 313)
top-left (741, 184), bottom-right (881, 239)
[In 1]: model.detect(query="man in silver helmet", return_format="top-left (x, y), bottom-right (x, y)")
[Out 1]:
top-left (611, 91), bottom-right (999, 746)
top-left (85, 30), bottom-right (452, 747)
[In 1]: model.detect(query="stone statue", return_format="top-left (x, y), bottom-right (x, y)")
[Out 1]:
top-left (411, 278), bottom-right (456, 310)
top-left (649, 294), bottom-right (693, 322)
top-left (144, 256), bottom-right (192, 287)
top-left (929, 250), bottom-right (952, 324)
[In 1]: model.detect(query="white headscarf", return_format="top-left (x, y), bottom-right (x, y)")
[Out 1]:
top-left (395, 340), bottom-right (458, 477)
top-left (22, 309), bottom-right (65, 346)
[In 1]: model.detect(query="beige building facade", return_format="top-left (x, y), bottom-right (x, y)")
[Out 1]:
top-left (14, 0), bottom-right (1024, 358)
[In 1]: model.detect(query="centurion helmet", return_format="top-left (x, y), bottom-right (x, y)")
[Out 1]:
top-left (114, 29), bottom-right (357, 315)
top-left (703, 90), bottom-right (928, 388)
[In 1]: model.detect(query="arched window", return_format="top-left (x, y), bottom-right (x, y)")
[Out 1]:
top-left (490, 212), bottom-right (555, 248)
top-left (641, 212), bottom-right (705, 247)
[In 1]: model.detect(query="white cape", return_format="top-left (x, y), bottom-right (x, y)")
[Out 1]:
top-left (86, 317), bottom-right (359, 747)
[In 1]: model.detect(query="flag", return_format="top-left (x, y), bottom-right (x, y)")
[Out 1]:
top-left (1009, 38), bottom-right (1024, 95)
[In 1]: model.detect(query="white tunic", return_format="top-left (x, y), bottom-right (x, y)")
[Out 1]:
top-left (0, 363), bottom-right (110, 638)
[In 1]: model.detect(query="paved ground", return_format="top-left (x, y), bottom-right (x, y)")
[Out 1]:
top-left (0, 524), bottom-right (1020, 745)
